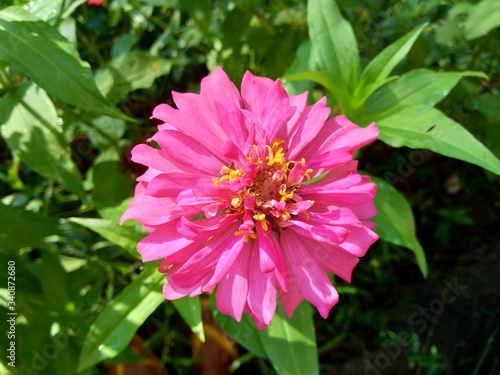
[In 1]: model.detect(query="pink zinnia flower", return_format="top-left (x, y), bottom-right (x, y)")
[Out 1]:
top-left (121, 67), bottom-right (379, 328)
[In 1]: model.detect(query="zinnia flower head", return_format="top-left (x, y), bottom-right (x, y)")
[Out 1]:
top-left (121, 67), bottom-right (379, 328)
top-left (87, 0), bottom-right (105, 6)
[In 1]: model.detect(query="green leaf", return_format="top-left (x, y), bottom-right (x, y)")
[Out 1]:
top-left (0, 6), bottom-right (126, 119)
top-left (281, 40), bottom-right (316, 96)
top-left (79, 115), bottom-right (126, 150)
top-left (27, 0), bottom-right (87, 21)
top-left (362, 69), bottom-right (487, 118)
top-left (211, 297), bottom-right (268, 358)
top-left (91, 148), bottom-right (135, 209)
top-left (259, 302), bottom-right (318, 375)
top-left (0, 202), bottom-right (59, 250)
top-left (465, 0), bottom-right (500, 40)
top-left (41, 251), bottom-right (70, 309)
top-left (77, 267), bottom-right (165, 371)
top-left (307, 0), bottom-right (359, 89)
top-left (0, 82), bottom-right (85, 197)
top-left (375, 104), bottom-right (500, 175)
top-left (371, 176), bottom-right (428, 277)
top-left (356, 23), bottom-right (427, 103)
top-left (282, 70), bottom-right (347, 109)
top-left (95, 50), bottom-right (172, 104)
top-left (213, 299), bottom-right (319, 374)
top-left (172, 296), bottom-right (205, 342)
top-left (68, 217), bottom-right (142, 259)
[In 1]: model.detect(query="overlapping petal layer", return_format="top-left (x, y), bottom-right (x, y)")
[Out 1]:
top-left (122, 67), bottom-right (379, 327)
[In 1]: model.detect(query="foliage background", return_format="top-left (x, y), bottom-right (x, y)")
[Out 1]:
top-left (0, 0), bottom-right (499, 374)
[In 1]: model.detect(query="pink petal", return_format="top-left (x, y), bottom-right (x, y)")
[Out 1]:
top-left (278, 283), bottom-right (304, 319)
top-left (286, 216), bottom-right (350, 246)
top-left (216, 247), bottom-right (250, 321)
top-left (306, 147), bottom-right (353, 171)
top-left (276, 92), bottom-right (308, 141)
top-left (310, 242), bottom-right (360, 282)
top-left (131, 144), bottom-right (182, 174)
top-left (337, 224), bottom-right (379, 257)
top-left (241, 71), bottom-right (274, 116)
top-left (301, 117), bottom-right (378, 161)
top-left (176, 215), bottom-right (236, 239)
top-left (204, 235), bottom-right (247, 289)
top-left (137, 220), bottom-right (196, 261)
top-left (121, 196), bottom-right (195, 226)
top-left (285, 97), bottom-right (331, 160)
top-left (163, 272), bottom-right (212, 299)
top-left (246, 242), bottom-right (277, 325)
top-left (151, 130), bottom-right (224, 175)
top-left (281, 231), bottom-right (339, 318)
top-left (145, 173), bottom-right (210, 198)
top-left (256, 224), bottom-right (288, 292)
top-left (152, 101), bottom-right (228, 160)
top-left (200, 67), bottom-right (242, 108)
top-left (260, 80), bottom-right (296, 143)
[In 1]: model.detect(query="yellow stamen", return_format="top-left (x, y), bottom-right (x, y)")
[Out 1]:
top-left (231, 197), bottom-right (242, 208)
top-left (305, 168), bottom-right (314, 181)
top-left (253, 212), bottom-right (269, 231)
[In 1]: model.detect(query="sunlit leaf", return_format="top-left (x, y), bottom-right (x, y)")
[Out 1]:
top-left (375, 105), bottom-right (500, 175)
top-left (77, 267), bottom-right (164, 371)
top-left (0, 6), bottom-right (126, 119)
top-left (465, 0), bottom-right (500, 40)
top-left (307, 0), bottom-right (359, 89)
top-left (356, 23), bottom-right (427, 103)
top-left (0, 82), bottom-right (85, 197)
top-left (371, 177), bottom-right (428, 277)
top-left (172, 296), bottom-right (205, 342)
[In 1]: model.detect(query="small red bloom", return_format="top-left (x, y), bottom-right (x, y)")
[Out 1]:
top-left (87, 0), bottom-right (105, 6)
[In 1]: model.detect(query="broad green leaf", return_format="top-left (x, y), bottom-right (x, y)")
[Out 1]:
top-left (282, 70), bottom-right (347, 110)
top-left (371, 177), bottom-right (428, 277)
top-left (68, 217), bottom-right (142, 259)
top-left (259, 302), bottom-right (318, 375)
top-left (375, 105), bottom-right (500, 175)
top-left (28, 0), bottom-right (65, 21)
top-left (78, 267), bottom-right (165, 371)
top-left (213, 298), bottom-right (319, 375)
top-left (465, 0), bottom-right (500, 40)
top-left (92, 160), bottom-right (135, 207)
top-left (79, 115), bottom-right (126, 150)
top-left (362, 69), bottom-right (488, 118)
top-left (95, 50), bottom-right (172, 104)
top-left (0, 6), bottom-right (126, 119)
top-left (356, 23), bottom-right (427, 103)
top-left (282, 40), bottom-right (316, 96)
top-left (91, 148), bottom-right (135, 208)
top-left (172, 296), bottom-right (205, 342)
top-left (0, 202), bottom-right (59, 250)
top-left (0, 82), bottom-right (85, 197)
top-left (307, 0), bottom-right (359, 89)
top-left (211, 296), bottom-right (268, 358)
top-left (27, 0), bottom-right (87, 21)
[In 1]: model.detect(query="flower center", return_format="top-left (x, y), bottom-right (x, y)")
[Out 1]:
top-left (213, 140), bottom-right (314, 242)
